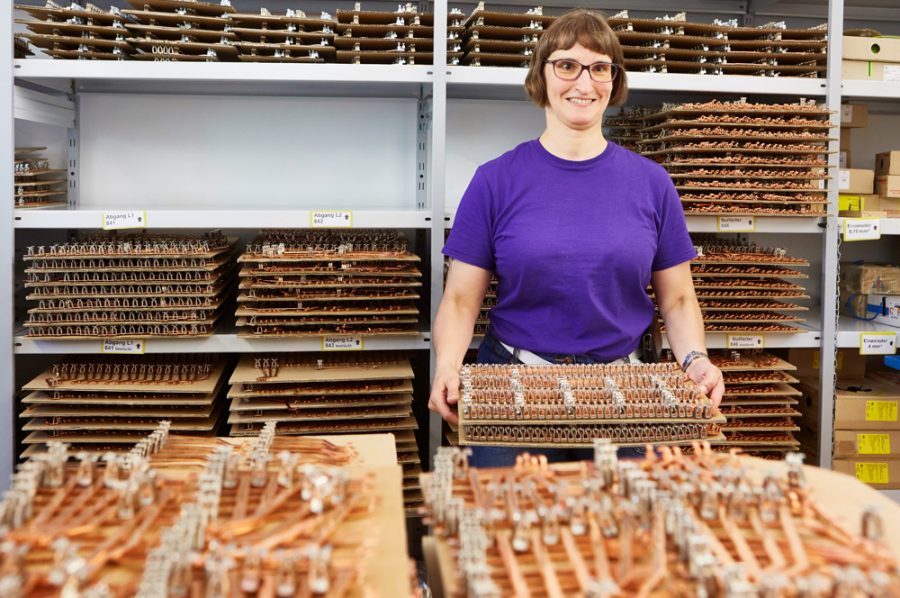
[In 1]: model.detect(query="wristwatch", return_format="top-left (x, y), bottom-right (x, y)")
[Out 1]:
top-left (681, 350), bottom-right (709, 371)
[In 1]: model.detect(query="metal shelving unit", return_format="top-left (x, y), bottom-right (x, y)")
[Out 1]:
top-left (4, 0), bottom-right (893, 486)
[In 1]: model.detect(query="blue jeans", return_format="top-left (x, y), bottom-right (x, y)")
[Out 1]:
top-left (467, 330), bottom-right (644, 468)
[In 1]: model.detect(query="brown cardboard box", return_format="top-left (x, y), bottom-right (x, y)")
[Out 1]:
top-left (840, 104), bottom-right (869, 128)
top-left (841, 263), bottom-right (900, 295)
top-left (833, 458), bottom-right (900, 489)
top-left (870, 195), bottom-right (900, 213)
top-left (876, 174), bottom-right (900, 198)
top-left (839, 168), bottom-right (874, 194)
top-left (840, 127), bottom-right (852, 167)
top-left (834, 377), bottom-right (900, 430)
top-left (843, 59), bottom-right (900, 81)
top-left (876, 151), bottom-right (900, 175)
top-left (835, 429), bottom-right (900, 458)
top-left (788, 348), bottom-right (866, 381)
top-left (843, 35), bottom-right (900, 63)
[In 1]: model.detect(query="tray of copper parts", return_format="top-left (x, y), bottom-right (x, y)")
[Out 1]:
top-left (0, 422), bottom-right (411, 597)
top-left (665, 349), bottom-right (804, 454)
top-left (236, 229), bottom-right (421, 337)
top-left (422, 444), bottom-right (898, 598)
top-left (14, 147), bottom-right (67, 209)
top-left (457, 362), bottom-right (724, 448)
top-left (228, 351), bottom-right (423, 512)
top-left (608, 99), bottom-right (831, 216)
top-left (23, 231), bottom-right (237, 338)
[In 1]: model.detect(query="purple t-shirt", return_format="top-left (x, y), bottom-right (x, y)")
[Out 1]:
top-left (443, 139), bottom-right (696, 361)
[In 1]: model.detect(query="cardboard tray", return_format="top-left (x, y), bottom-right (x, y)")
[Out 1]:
top-left (127, 38), bottom-right (240, 56)
top-left (334, 37), bottom-right (433, 51)
top-left (229, 394), bottom-right (412, 411)
top-left (228, 28), bottom-right (336, 43)
top-left (464, 8), bottom-right (553, 29)
top-left (125, 23), bottom-right (239, 41)
top-left (21, 402), bottom-right (217, 419)
top-left (229, 354), bottom-right (413, 384)
top-left (336, 51), bottom-right (431, 64)
top-left (724, 382), bottom-right (803, 396)
top-left (335, 9), bottom-right (431, 26)
top-left (17, 20), bottom-right (129, 38)
top-left (16, 4), bottom-right (129, 24)
top-left (227, 404), bottom-right (412, 423)
top-left (20, 33), bottom-right (132, 51)
top-left (23, 359), bottom-right (228, 394)
top-left (230, 415), bottom-right (418, 436)
top-left (228, 380), bottom-right (414, 399)
top-left (22, 390), bottom-right (216, 406)
top-left (333, 24), bottom-right (432, 37)
top-left (237, 290), bottom-right (420, 302)
top-left (126, 0), bottom-right (236, 16)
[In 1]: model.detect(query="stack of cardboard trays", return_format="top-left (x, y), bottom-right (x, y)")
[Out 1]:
top-left (796, 349), bottom-right (900, 489)
top-left (841, 263), bottom-right (900, 329)
top-left (843, 35), bottom-right (900, 82)
top-left (831, 371), bottom-right (900, 489)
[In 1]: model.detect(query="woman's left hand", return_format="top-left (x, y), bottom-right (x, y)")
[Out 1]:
top-left (686, 358), bottom-right (724, 408)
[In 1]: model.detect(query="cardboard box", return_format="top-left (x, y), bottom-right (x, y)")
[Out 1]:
top-left (843, 35), bottom-right (900, 63)
top-left (875, 150), bottom-right (900, 176)
top-left (839, 169), bottom-right (874, 194)
top-left (834, 377), bottom-right (900, 430)
top-left (838, 193), bottom-right (878, 211)
top-left (835, 429), bottom-right (900, 458)
top-left (839, 127), bottom-right (852, 167)
top-left (833, 458), bottom-right (900, 489)
top-left (876, 174), bottom-right (900, 198)
top-left (788, 348), bottom-right (867, 381)
top-left (841, 263), bottom-right (900, 295)
top-left (843, 59), bottom-right (900, 82)
top-left (840, 104), bottom-right (869, 129)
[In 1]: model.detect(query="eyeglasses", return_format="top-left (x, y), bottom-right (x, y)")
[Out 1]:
top-left (545, 59), bottom-right (620, 82)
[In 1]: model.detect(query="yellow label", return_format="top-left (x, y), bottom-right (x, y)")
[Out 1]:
top-left (866, 400), bottom-right (899, 422)
top-left (857, 433), bottom-right (891, 455)
top-left (855, 462), bottom-right (890, 484)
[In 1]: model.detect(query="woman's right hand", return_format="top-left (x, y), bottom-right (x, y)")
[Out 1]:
top-left (429, 365), bottom-right (460, 425)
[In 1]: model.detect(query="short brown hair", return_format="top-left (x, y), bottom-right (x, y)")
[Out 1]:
top-left (525, 9), bottom-right (628, 108)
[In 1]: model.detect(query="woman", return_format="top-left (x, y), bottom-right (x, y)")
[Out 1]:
top-left (429, 9), bottom-right (724, 466)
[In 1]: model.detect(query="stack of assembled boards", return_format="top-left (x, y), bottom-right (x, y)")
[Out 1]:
top-left (228, 7), bottom-right (336, 63)
top-left (634, 99), bottom-right (832, 216)
top-left (422, 446), bottom-right (900, 597)
top-left (443, 230), bottom-right (495, 337)
top-left (23, 231), bottom-right (237, 339)
top-left (120, 0), bottom-right (238, 62)
top-left (611, 99), bottom-right (832, 217)
top-left (0, 424), bottom-right (410, 597)
top-left (236, 229), bottom-right (421, 337)
top-left (708, 349), bottom-right (803, 455)
top-left (671, 235), bottom-right (811, 334)
top-left (456, 362), bottom-right (725, 447)
top-left (14, 147), bottom-right (66, 209)
top-left (19, 354), bottom-right (227, 456)
top-left (227, 352), bottom-right (423, 513)
top-left (15, 1), bottom-right (133, 60)
top-left (335, 2), bottom-right (433, 65)
top-left (454, 4), bottom-right (827, 77)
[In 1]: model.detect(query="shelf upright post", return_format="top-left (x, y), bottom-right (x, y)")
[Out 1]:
top-left (67, 96), bottom-right (79, 208)
top-left (428, 0), bottom-right (448, 465)
top-left (1, 0), bottom-right (14, 489)
top-left (817, 0), bottom-right (845, 469)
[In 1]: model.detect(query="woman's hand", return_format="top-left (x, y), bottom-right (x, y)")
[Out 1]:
top-left (429, 365), bottom-right (461, 425)
top-left (686, 358), bottom-right (724, 408)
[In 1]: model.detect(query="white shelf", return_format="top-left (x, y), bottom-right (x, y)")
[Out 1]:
top-left (446, 67), bottom-right (827, 100)
top-left (841, 79), bottom-right (900, 100)
top-left (837, 316), bottom-right (900, 348)
top-left (13, 209), bottom-right (433, 229)
top-left (685, 216), bottom-right (825, 234)
top-left (14, 332), bottom-right (431, 354)
top-left (447, 213), bottom-right (826, 233)
top-left (667, 329), bottom-right (823, 350)
top-left (13, 60), bottom-right (433, 97)
top-left (838, 217), bottom-right (900, 236)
